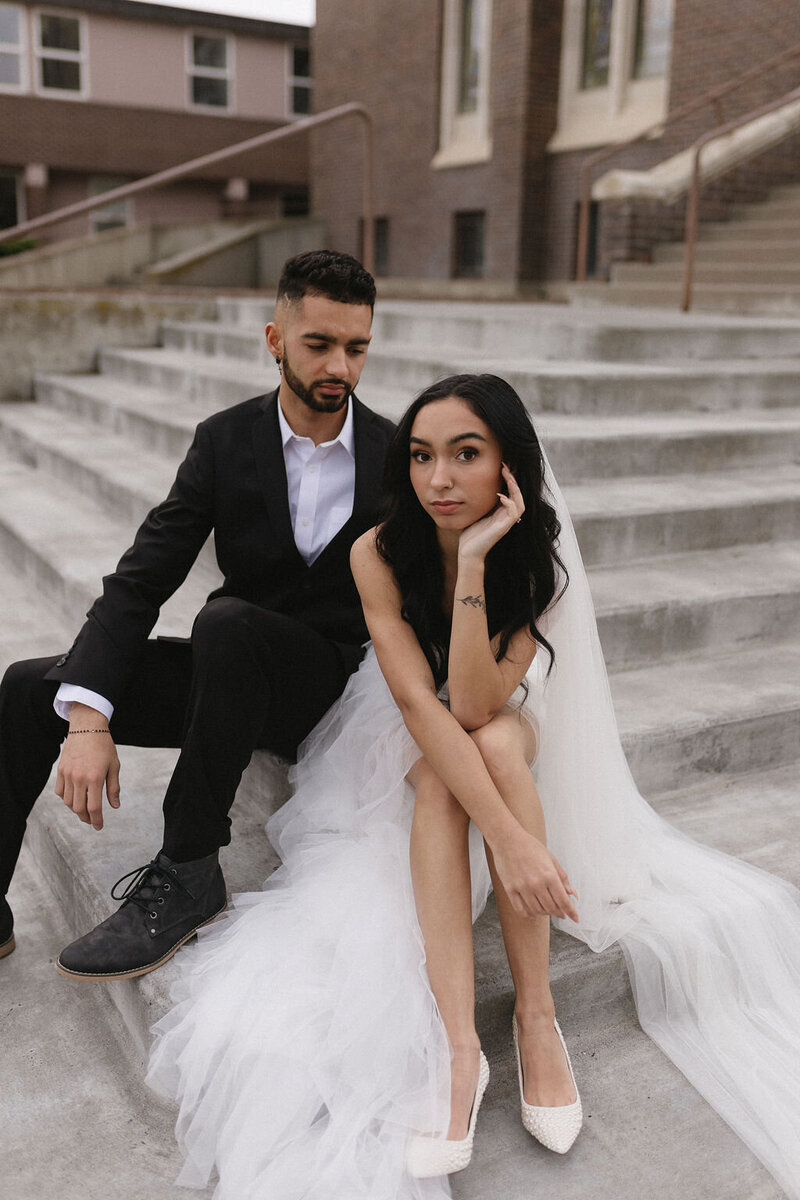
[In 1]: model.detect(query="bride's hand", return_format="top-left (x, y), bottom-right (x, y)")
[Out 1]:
top-left (492, 829), bottom-right (579, 923)
top-left (458, 464), bottom-right (524, 563)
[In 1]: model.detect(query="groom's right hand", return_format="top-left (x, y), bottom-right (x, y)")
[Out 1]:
top-left (56, 703), bottom-right (121, 831)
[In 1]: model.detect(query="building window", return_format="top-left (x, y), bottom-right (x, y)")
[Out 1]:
top-left (188, 33), bottom-right (232, 110)
top-left (374, 216), bottom-right (389, 276)
top-left (581, 0), bottom-right (612, 89)
top-left (88, 177), bottom-right (131, 235)
top-left (0, 173), bottom-right (21, 229)
top-left (433, 0), bottom-right (493, 169)
top-left (550, 0), bottom-right (674, 152)
top-left (288, 44), bottom-right (311, 116)
top-left (35, 9), bottom-right (85, 96)
top-left (0, 4), bottom-right (24, 91)
top-left (632, 0), bottom-right (672, 79)
top-left (281, 188), bottom-right (310, 217)
top-left (453, 210), bottom-right (485, 278)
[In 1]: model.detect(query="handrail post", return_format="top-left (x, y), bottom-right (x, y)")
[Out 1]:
top-left (360, 111), bottom-right (375, 276)
top-left (576, 164), bottom-right (592, 282)
top-left (682, 147), bottom-right (702, 312)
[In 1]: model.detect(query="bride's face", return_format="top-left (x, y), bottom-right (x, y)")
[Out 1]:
top-left (408, 397), bottom-right (503, 531)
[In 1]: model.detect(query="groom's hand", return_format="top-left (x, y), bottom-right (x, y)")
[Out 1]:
top-left (56, 703), bottom-right (121, 831)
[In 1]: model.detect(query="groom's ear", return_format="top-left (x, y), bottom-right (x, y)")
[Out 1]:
top-left (265, 322), bottom-right (283, 362)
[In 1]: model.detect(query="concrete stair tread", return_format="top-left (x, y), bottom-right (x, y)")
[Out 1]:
top-left (611, 636), bottom-right (800, 743)
top-left (0, 453), bottom-right (219, 635)
top-left (564, 460), bottom-right (800, 515)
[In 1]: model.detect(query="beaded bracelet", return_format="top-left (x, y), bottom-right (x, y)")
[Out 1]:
top-left (67, 728), bottom-right (111, 735)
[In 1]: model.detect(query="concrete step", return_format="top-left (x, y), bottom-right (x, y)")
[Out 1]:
top-left (612, 261), bottom-right (800, 285)
top-left (592, 539), bottom-right (800, 668)
top-left (27, 375), bottom-right (800, 481)
top-left (564, 463), bottom-right (800, 565)
top-left (5, 846), bottom-right (211, 1200)
top-left (702, 217), bottom-right (800, 241)
top-left (0, 453), bottom-right (219, 635)
top-left (96, 338), bottom-right (800, 425)
top-left (654, 239), bottom-right (800, 264)
top-left (209, 300), bottom-right (800, 365)
top-left (568, 280), bottom-right (800, 315)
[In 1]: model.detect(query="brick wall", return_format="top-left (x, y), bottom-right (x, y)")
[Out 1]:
top-left (313, 0), bottom-right (800, 283)
top-left (312, 0), bottom-right (535, 282)
top-left (544, 0), bottom-right (800, 280)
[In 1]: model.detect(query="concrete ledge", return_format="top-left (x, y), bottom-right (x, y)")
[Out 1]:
top-left (0, 291), bottom-right (219, 401)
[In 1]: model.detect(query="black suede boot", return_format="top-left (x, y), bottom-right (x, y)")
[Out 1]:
top-left (0, 897), bottom-right (14, 960)
top-left (55, 851), bottom-right (226, 980)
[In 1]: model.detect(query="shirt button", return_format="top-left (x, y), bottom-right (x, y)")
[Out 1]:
top-left (302, 518), bottom-right (310, 527)
top-left (308, 465), bottom-right (317, 473)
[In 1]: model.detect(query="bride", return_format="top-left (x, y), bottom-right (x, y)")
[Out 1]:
top-left (148, 374), bottom-right (800, 1199)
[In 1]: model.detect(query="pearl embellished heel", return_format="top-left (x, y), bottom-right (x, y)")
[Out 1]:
top-left (512, 1015), bottom-right (582, 1154)
top-left (406, 1050), bottom-right (490, 1178)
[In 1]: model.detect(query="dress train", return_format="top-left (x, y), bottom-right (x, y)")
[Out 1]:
top-left (148, 457), bottom-right (800, 1199)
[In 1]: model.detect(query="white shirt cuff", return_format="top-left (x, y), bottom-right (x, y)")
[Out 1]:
top-left (54, 685), bottom-right (114, 724)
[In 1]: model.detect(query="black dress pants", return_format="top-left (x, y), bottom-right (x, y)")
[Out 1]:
top-left (0, 597), bottom-right (353, 899)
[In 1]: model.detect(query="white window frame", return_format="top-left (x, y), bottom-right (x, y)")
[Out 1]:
top-left (186, 30), bottom-right (234, 113)
top-left (34, 7), bottom-right (87, 100)
top-left (549, 0), bottom-right (672, 153)
top-left (287, 41), bottom-right (311, 118)
top-left (432, 0), bottom-right (493, 170)
top-left (0, 3), bottom-right (27, 93)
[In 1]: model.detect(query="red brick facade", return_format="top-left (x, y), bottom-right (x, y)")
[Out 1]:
top-left (312, 0), bottom-right (800, 283)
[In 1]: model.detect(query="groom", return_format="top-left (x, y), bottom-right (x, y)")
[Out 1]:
top-left (0, 249), bottom-right (395, 979)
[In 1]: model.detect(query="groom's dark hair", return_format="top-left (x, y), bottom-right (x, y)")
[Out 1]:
top-left (277, 250), bottom-right (376, 311)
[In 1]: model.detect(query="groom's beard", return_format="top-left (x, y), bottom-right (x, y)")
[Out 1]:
top-left (281, 353), bottom-right (350, 414)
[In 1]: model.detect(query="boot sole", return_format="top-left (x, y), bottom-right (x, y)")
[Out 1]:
top-left (0, 934), bottom-right (15, 959)
top-left (53, 904), bottom-right (227, 981)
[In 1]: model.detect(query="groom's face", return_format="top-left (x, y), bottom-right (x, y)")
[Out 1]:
top-left (266, 294), bottom-right (373, 415)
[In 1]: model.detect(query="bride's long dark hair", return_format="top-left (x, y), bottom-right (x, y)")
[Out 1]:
top-left (376, 374), bottom-right (567, 685)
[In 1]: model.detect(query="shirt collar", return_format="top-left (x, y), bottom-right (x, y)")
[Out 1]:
top-left (277, 396), bottom-right (355, 458)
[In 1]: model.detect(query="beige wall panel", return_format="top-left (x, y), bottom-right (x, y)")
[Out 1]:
top-left (86, 16), bottom-right (186, 110)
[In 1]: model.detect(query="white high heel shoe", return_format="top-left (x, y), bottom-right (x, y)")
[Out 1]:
top-left (512, 1014), bottom-right (582, 1154)
top-left (406, 1051), bottom-right (490, 1178)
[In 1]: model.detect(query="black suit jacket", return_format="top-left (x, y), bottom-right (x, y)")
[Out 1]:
top-left (46, 390), bottom-right (396, 705)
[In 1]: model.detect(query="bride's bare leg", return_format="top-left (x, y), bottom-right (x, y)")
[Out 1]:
top-left (470, 713), bottom-right (577, 1107)
top-left (407, 757), bottom-right (481, 1140)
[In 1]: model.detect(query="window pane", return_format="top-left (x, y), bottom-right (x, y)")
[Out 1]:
top-left (0, 4), bottom-right (20, 44)
top-left (40, 14), bottom-right (80, 52)
top-left (581, 0), bottom-right (613, 89)
top-left (457, 0), bottom-right (481, 114)
top-left (192, 74), bottom-right (227, 106)
top-left (292, 45), bottom-right (310, 78)
top-left (633, 0), bottom-right (673, 79)
top-left (453, 210), bottom-right (485, 278)
top-left (375, 216), bottom-right (389, 276)
top-left (41, 57), bottom-right (81, 90)
top-left (0, 50), bottom-right (19, 83)
top-left (0, 175), bottom-right (18, 228)
top-left (193, 35), bottom-right (226, 69)
top-left (291, 83), bottom-right (310, 114)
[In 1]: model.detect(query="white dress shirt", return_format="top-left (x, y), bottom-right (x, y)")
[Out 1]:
top-left (55, 399), bottom-right (357, 723)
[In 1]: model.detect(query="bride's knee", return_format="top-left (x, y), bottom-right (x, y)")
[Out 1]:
top-left (470, 717), bottom-right (529, 783)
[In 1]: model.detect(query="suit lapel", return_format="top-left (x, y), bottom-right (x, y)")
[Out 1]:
top-left (252, 391), bottom-right (305, 565)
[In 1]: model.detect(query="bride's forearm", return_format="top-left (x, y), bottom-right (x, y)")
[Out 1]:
top-left (447, 557), bottom-right (507, 728)
top-left (400, 688), bottom-right (521, 850)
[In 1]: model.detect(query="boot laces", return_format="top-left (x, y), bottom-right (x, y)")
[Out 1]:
top-left (110, 859), bottom-right (194, 917)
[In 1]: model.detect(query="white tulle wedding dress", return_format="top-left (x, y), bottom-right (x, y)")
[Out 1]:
top-left (147, 462), bottom-right (800, 1200)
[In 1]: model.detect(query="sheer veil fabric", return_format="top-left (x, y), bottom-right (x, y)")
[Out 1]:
top-left (147, 454), bottom-right (800, 1200)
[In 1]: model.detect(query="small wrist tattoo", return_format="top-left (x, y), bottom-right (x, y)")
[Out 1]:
top-left (457, 594), bottom-right (486, 612)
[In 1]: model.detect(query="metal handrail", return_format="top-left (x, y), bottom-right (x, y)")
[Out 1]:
top-left (0, 101), bottom-right (375, 275)
top-left (681, 84), bottom-right (800, 311)
top-left (575, 40), bottom-right (800, 282)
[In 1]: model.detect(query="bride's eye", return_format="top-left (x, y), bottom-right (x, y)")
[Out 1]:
top-left (456, 447), bottom-right (479, 462)
top-left (411, 450), bottom-right (431, 463)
